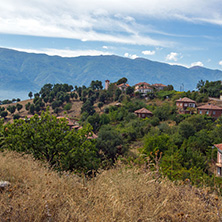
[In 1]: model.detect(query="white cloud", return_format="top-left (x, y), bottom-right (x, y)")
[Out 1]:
top-left (124, 52), bottom-right (138, 59)
top-left (191, 61), bottom-right (204, 67)
top-left (219, 61), bottom-right (222, 66)
top-left (103, 46), bottom-right (108, 49)
top-left (166, 52), bottom-right (180, 61)
top-left (0, 0), bottom-right (221, 48)
top-left (142, 50), bottom-right (155, 55)
top-left (11, 47), bottom-right (112, 57)
top-left (131, 54), bottom-right (138, 59)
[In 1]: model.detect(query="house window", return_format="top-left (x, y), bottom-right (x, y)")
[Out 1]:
top-left (199, 110), bottom-right (202, 114)
top-left (142, 114), bottom-right (145, 118)
top-left (213, 111), bottom-right (216, 115)
top-left (206, 110), bottom-right (209, 114)
top-left (217, 167), bottom-right (221, 176)
top-left (184, 103), bottom-right (187, 107)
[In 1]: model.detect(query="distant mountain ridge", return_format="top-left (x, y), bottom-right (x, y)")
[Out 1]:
top-left (0, 47), bottom-right (222, 93)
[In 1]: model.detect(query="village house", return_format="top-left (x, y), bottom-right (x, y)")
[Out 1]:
top-left (134, 108), bottom-right (153, 118)
top-left (176, 97), bottom-right (196, 114)
top-left (151, 83), bottom-right (167, 91)
top-left (117, 83), bottom-right (130, 91)
top-left (214, 144), bottom-right (222, 177)
top-left (197, 103), bottom-right (222, 118)
top-left (134, 82), bottom-right (153, 96)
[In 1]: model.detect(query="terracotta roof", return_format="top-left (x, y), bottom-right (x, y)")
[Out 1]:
top-left (152, 83), bottom-right (167, 87)
top-left (176, 97), bottom-right (196, 103)
top-left (197, 104), bottom-right (222, 110)
top-left (134, 108), bottom-right (153, 114)
top-left (138, 85), bottom-right (152, 89)
top-left (214, 144), bottom-right (222, 152)
top-left (117, 83), bottom-right (130, 87)
top-left (135, 82), bottom-right (150, 86)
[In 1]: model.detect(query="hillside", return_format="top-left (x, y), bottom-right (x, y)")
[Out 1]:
top-left (0, 151), bottom-right (221, 222)
top-left (0, 47), bottom-right (222, 98)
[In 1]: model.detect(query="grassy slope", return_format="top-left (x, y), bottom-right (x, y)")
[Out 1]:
top-left (0, 151), bottom-right (221, 222)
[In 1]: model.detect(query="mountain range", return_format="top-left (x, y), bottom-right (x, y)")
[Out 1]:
top-left (0, 47), bottom-right (222, 97)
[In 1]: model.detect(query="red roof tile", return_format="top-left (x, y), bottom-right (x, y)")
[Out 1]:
top-left (214, 144), bottom-right (222, 151)
top-left (176, 97), bottom-right (196, 103)
top-left (152, 83), bottom-right (167, 87)
top-left (138, 85), bottom-right (152, 89)
top-left (197, 104), bottom-right (222, 110)
top-left (134, 108), bottom-right (153, 114)
top-left (117, 83), bottom-right (130, 87)
top-left (135, 82), bottom-right (150, 86)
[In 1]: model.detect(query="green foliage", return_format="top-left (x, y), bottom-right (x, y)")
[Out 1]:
top-left (28, 91), bottom-right (33, 99)
top-left (2, 112), bottom-right (99, 174)
top-left (198, 80), bottom-right (222, 98)
top-left (16, 103), bottom-right (23, 112)
top-left (98, 102), bottom-right (104, 110)
top-left (64, 103), bottom-right (72, 111)
top-left (116, 77), bottom-right (128, 85)
top-left (142, 133), bottom-right (177, 156)
top-left (7, 105), bottom-right (16, 114)
top-left (1, 111), bottom-right (8, 119)
top-left (153, 103), bottom-right (176, 121)
top-left (96, 125), bottom-right (126, 163)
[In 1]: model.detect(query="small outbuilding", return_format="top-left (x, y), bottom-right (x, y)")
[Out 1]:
top-left (134, 108), bottom-right (153, 118)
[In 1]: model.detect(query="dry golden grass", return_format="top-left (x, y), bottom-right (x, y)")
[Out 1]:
top-left (0, 151), bottom-right (222, 222)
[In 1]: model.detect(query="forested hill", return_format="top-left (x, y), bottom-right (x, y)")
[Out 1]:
top-left (0, 47), bottom-right (222, 92)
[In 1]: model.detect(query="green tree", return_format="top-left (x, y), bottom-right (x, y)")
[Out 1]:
top-left (97, 125), bottom-right (126, 163)
top-left (64, 103), bottom-right (72, 112)
top-left (7, 105), bottom-right (16, 114)
top-left (2, 112), bottom-right (99, 174)
top-left (28, 91), bottom-right (33, 99)
top-left (126, 86), bottom-right (134, 96)
top-left (98, 102), bottom-right (104, 111)
top-left (116, 77), bottom-right (128, 85)
top-left (16, 103), bottom-right (23, 112)
top-left (1, 111), bottom-right (8, 119)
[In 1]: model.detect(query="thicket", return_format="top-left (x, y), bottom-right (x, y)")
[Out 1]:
top-left (0, 112), bottom-right (100, 174)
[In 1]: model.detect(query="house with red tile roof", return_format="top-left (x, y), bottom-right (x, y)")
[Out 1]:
top-left (134, 82), bottom-right (153, 96)
top-left (197, 103), bottom-right (222, 118)
top-left (135, 82), bottom-right (150, 87)
top-left (134, 108), bottom-right (153, 118)
top-left (214, 144), bottom-right (222, 176)
top-left (151, 83), bottom-right (167, 91)
top-left (117, 83), bottom-right (130, 91)
top-left (176, 97), bottom-right (196, 114)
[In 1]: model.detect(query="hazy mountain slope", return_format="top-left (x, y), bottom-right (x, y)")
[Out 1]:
top-left (0, 47), bottom-right (222, 92)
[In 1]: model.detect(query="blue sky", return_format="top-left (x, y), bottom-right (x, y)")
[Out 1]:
top-left (0, 0), bottom-right (222, 70)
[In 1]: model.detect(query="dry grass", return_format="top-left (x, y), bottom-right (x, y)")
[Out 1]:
top-left (0, 151), bottom-right (222, 222)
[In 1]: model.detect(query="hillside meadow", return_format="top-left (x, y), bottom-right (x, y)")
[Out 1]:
top-left (0, 151), bottom-right (222, 222)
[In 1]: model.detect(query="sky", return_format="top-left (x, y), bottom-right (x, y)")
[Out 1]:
top-left (0, 0), bottom-right (222, 70)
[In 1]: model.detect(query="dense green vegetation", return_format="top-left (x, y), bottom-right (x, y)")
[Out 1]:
top-left (1, 79), bottom-right (222, 191)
